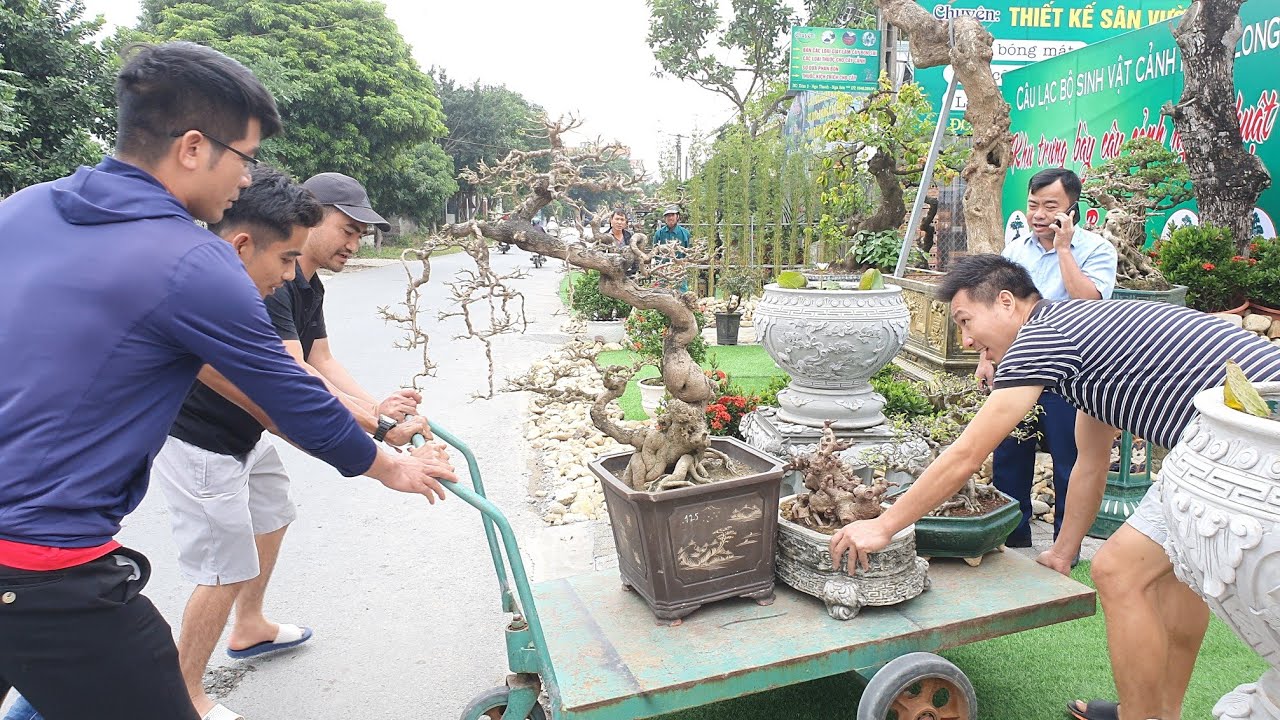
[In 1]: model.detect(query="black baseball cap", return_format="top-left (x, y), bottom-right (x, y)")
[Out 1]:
top-left (302, 172), bottom-right (391, 231)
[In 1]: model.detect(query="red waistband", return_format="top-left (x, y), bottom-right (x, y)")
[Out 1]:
top-left (0, 538), bottom-right (121, 571)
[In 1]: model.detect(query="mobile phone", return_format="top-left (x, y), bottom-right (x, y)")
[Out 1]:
top-left (1052, 201), bottom-right (1080, 229)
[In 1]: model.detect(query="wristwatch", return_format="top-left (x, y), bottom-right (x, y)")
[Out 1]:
top-left (373, 414), bottom-right (398, 443)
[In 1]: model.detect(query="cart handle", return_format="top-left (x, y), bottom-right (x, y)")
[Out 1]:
top-left (416, 424), bottom-right (512, 610)
top-left (412, 426), bottom-right (559, 695)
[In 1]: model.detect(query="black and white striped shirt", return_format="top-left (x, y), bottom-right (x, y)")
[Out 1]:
top-left (993, 300), bottom-right (1280, 448)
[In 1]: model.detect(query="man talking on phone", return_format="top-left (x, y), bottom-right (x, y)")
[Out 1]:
top-left (979, 167), bottom-right (1117, 549)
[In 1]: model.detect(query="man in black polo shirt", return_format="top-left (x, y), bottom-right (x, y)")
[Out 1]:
top-left (829, 255), bottom-right (1280, 720)
top-left (155, 171), bottom-right (428, 720)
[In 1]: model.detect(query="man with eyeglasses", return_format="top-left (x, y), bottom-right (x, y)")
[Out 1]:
top-left (0, 42), bottom-right (455, 720)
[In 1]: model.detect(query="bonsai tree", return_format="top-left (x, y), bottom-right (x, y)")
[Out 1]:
top-left (872, 374), bottom-right (1041, 517)
top-left (874, 0), bottom-right (1013, 255)
top-left (784, 421), bottom-right (890, 532)
top-left (1167, 0), bottom-right (1272, 254)
top-left (717, 267), bottom-right (761, 314)
top-left (815, 80), bottom-right (968, 272)
top-left (1082, 137), bottom-right (1194, 290)
top-left (384, 116), bottom-right (738, 492)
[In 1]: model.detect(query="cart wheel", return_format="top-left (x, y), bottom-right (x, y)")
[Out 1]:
top-left (856, 652), bottom-right (976, 720)
top-left (460, 686), bottom-right (548, 720)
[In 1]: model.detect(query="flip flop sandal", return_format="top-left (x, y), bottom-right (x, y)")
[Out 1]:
top-left (202, 704), bottom-right (244, 720)
top-left (1066, 699), bottom-right (1120, 720)
top-left (226, 623), bottom-right (313, 659)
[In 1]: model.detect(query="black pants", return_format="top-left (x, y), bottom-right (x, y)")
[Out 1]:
top-left (0, 546), bottom-right (198, 720)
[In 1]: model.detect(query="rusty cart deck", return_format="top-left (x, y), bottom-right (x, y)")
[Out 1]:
top-left (424, 425), bottom-right (1097, 720)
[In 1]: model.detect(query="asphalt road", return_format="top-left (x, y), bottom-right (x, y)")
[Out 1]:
top-left (109, 247), bottom-right (567, 719)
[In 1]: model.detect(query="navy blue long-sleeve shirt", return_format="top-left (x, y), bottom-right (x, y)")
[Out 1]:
top-left (0, 158), bottom-right (376, 548)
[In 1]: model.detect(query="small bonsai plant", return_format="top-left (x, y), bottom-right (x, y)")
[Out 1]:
top-left (572, 269), bottom-right (632, 321)
top-left (868, 373), bottom-right (1042, 517)
top-left (1081, 136), bottom-right (1194, 290)
top-left (717, 267), bottom-right (761, 314)
top-left (783, 421), bottom-right (890, 532)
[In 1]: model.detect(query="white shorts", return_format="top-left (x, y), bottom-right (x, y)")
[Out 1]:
top-left (1124, 480), bottom-right (1168, 547)
top-left (152, 435), bottom-right (296, 585)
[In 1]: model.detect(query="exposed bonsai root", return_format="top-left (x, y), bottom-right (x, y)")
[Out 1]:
top-left (784, 422), bottom-right (889, 530)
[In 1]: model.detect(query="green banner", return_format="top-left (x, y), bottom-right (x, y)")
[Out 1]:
top-left (915, 0), bottom-right (1189, 133)
top-left (789, 26), bottom-right (881, 93)
top-left (1000, 1), bottom-right (1280, 241)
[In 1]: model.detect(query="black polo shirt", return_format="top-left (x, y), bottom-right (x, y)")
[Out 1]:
top-left (169, 263), bottom-right (329, 456)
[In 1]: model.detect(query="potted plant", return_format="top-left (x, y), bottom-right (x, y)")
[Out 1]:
top-left (1081, 137), bottom-right (1195, 304)
top-left (752, 268), bottom-right (910, 431)
top-left (806, 82), bottom-right (968, 379)
top-left (1156, 224), bottom-right (1251, 313)
top-left (387, 119), bottom-right (790, 625)
top-left (624, 308), bottom-right (709, 416)
top-left (571, 269), bottom-right (631, 342)
top-left (712, 267), bottom-right (760, 346)
top-left (776, 421), bottom-right (930, 620)
top-left (870, 373), bottom-right (1025, 566)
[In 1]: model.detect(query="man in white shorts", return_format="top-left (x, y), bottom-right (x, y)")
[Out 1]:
top-left (829, 254), bottom-right (1280, 720)
top-left (154, 167), bottom-right (428, 720)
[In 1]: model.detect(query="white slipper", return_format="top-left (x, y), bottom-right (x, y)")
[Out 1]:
top-left (202, 704), bottom-right (244, 720)
top-left (226, 623), bottom-right (314, 659)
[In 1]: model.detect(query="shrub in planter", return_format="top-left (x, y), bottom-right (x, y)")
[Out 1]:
top-left (869, 366), bottom-right (935, 420)
top-left (1246, 238), bottom-right (1280, 310)
top-left (1157, 225), bottom-right (1250, 312)
top-left (624, 307), bottom-right (708, 365)
top-left (571, 270), bottom-right (632, 320)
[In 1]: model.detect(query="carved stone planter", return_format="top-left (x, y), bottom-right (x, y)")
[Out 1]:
top-left (589, 437), bottom-right (786, 625)
top-left (752, 282), bottom-right (909, 430)
top-left (1160, 382), bottom-right (1280, 719)
top-left (893, 270), bottom-right (981, 381)
top-left (776, 498), bottom-right (930, 620)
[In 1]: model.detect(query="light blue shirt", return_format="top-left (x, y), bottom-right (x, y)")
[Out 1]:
top-left (1001, 226), bottom-right (1117, 301)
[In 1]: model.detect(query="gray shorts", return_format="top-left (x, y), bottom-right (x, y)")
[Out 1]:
top-left (152, 435), bottom-right (296, 585)
top-left (1124, 480), bottom-right (1168, 546)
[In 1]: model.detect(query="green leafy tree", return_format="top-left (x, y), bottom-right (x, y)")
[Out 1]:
top-left (376, 141), bottom-right (458, 226)
top-left (130, 0), bottom-right (447, 217)
top-left (0, 0), bottom-right (116, 196)
top-left (814, 80), bottom-right (967, 266)
top-left (804, 0), bottom-right (878, 27)
top-left (647, 0), bottom-right (796, 137)
top-left (431, 69), bottom-right (548, 219)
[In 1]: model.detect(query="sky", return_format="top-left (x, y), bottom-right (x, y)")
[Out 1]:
top-left (77, 0), bottom-right (797, 181)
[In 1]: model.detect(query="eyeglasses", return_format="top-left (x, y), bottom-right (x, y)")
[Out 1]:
top-left (170, 129), bottom-right (260, 168)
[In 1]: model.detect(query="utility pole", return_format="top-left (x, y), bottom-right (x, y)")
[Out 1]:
top-left (674, 133), bottom-right (685, 183)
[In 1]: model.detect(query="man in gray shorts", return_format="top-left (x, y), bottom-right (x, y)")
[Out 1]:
top-left (154, 167), bottom-right (429, 720)
top-left (828, 255), bottom-right (1280, 720)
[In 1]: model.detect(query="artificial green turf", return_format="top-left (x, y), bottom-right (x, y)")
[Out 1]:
top-left (597, 345), bottom-right (788, 420)
top-left (655, 562), bottom-right (1266, 719)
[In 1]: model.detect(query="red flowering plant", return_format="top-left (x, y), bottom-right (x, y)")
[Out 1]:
top-left (1157, 225), bottom-right (1249, 312)
top-left (702, 368), bottom-right (760, 438)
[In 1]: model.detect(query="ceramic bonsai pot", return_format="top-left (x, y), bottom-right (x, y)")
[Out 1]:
top-left (589, 437), bottom-right (787, 625)
top-left (888, 486), bottom-right (1021, 567)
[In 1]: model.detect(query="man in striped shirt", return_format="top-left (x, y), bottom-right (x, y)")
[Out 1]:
top-left (830, 255), bottom-right (1280, 720)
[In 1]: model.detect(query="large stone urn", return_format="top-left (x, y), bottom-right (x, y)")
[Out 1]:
top-left (1160, 382), bottom-right (1280, 719)
top-left (752, 282), bottom-right (910, 430)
